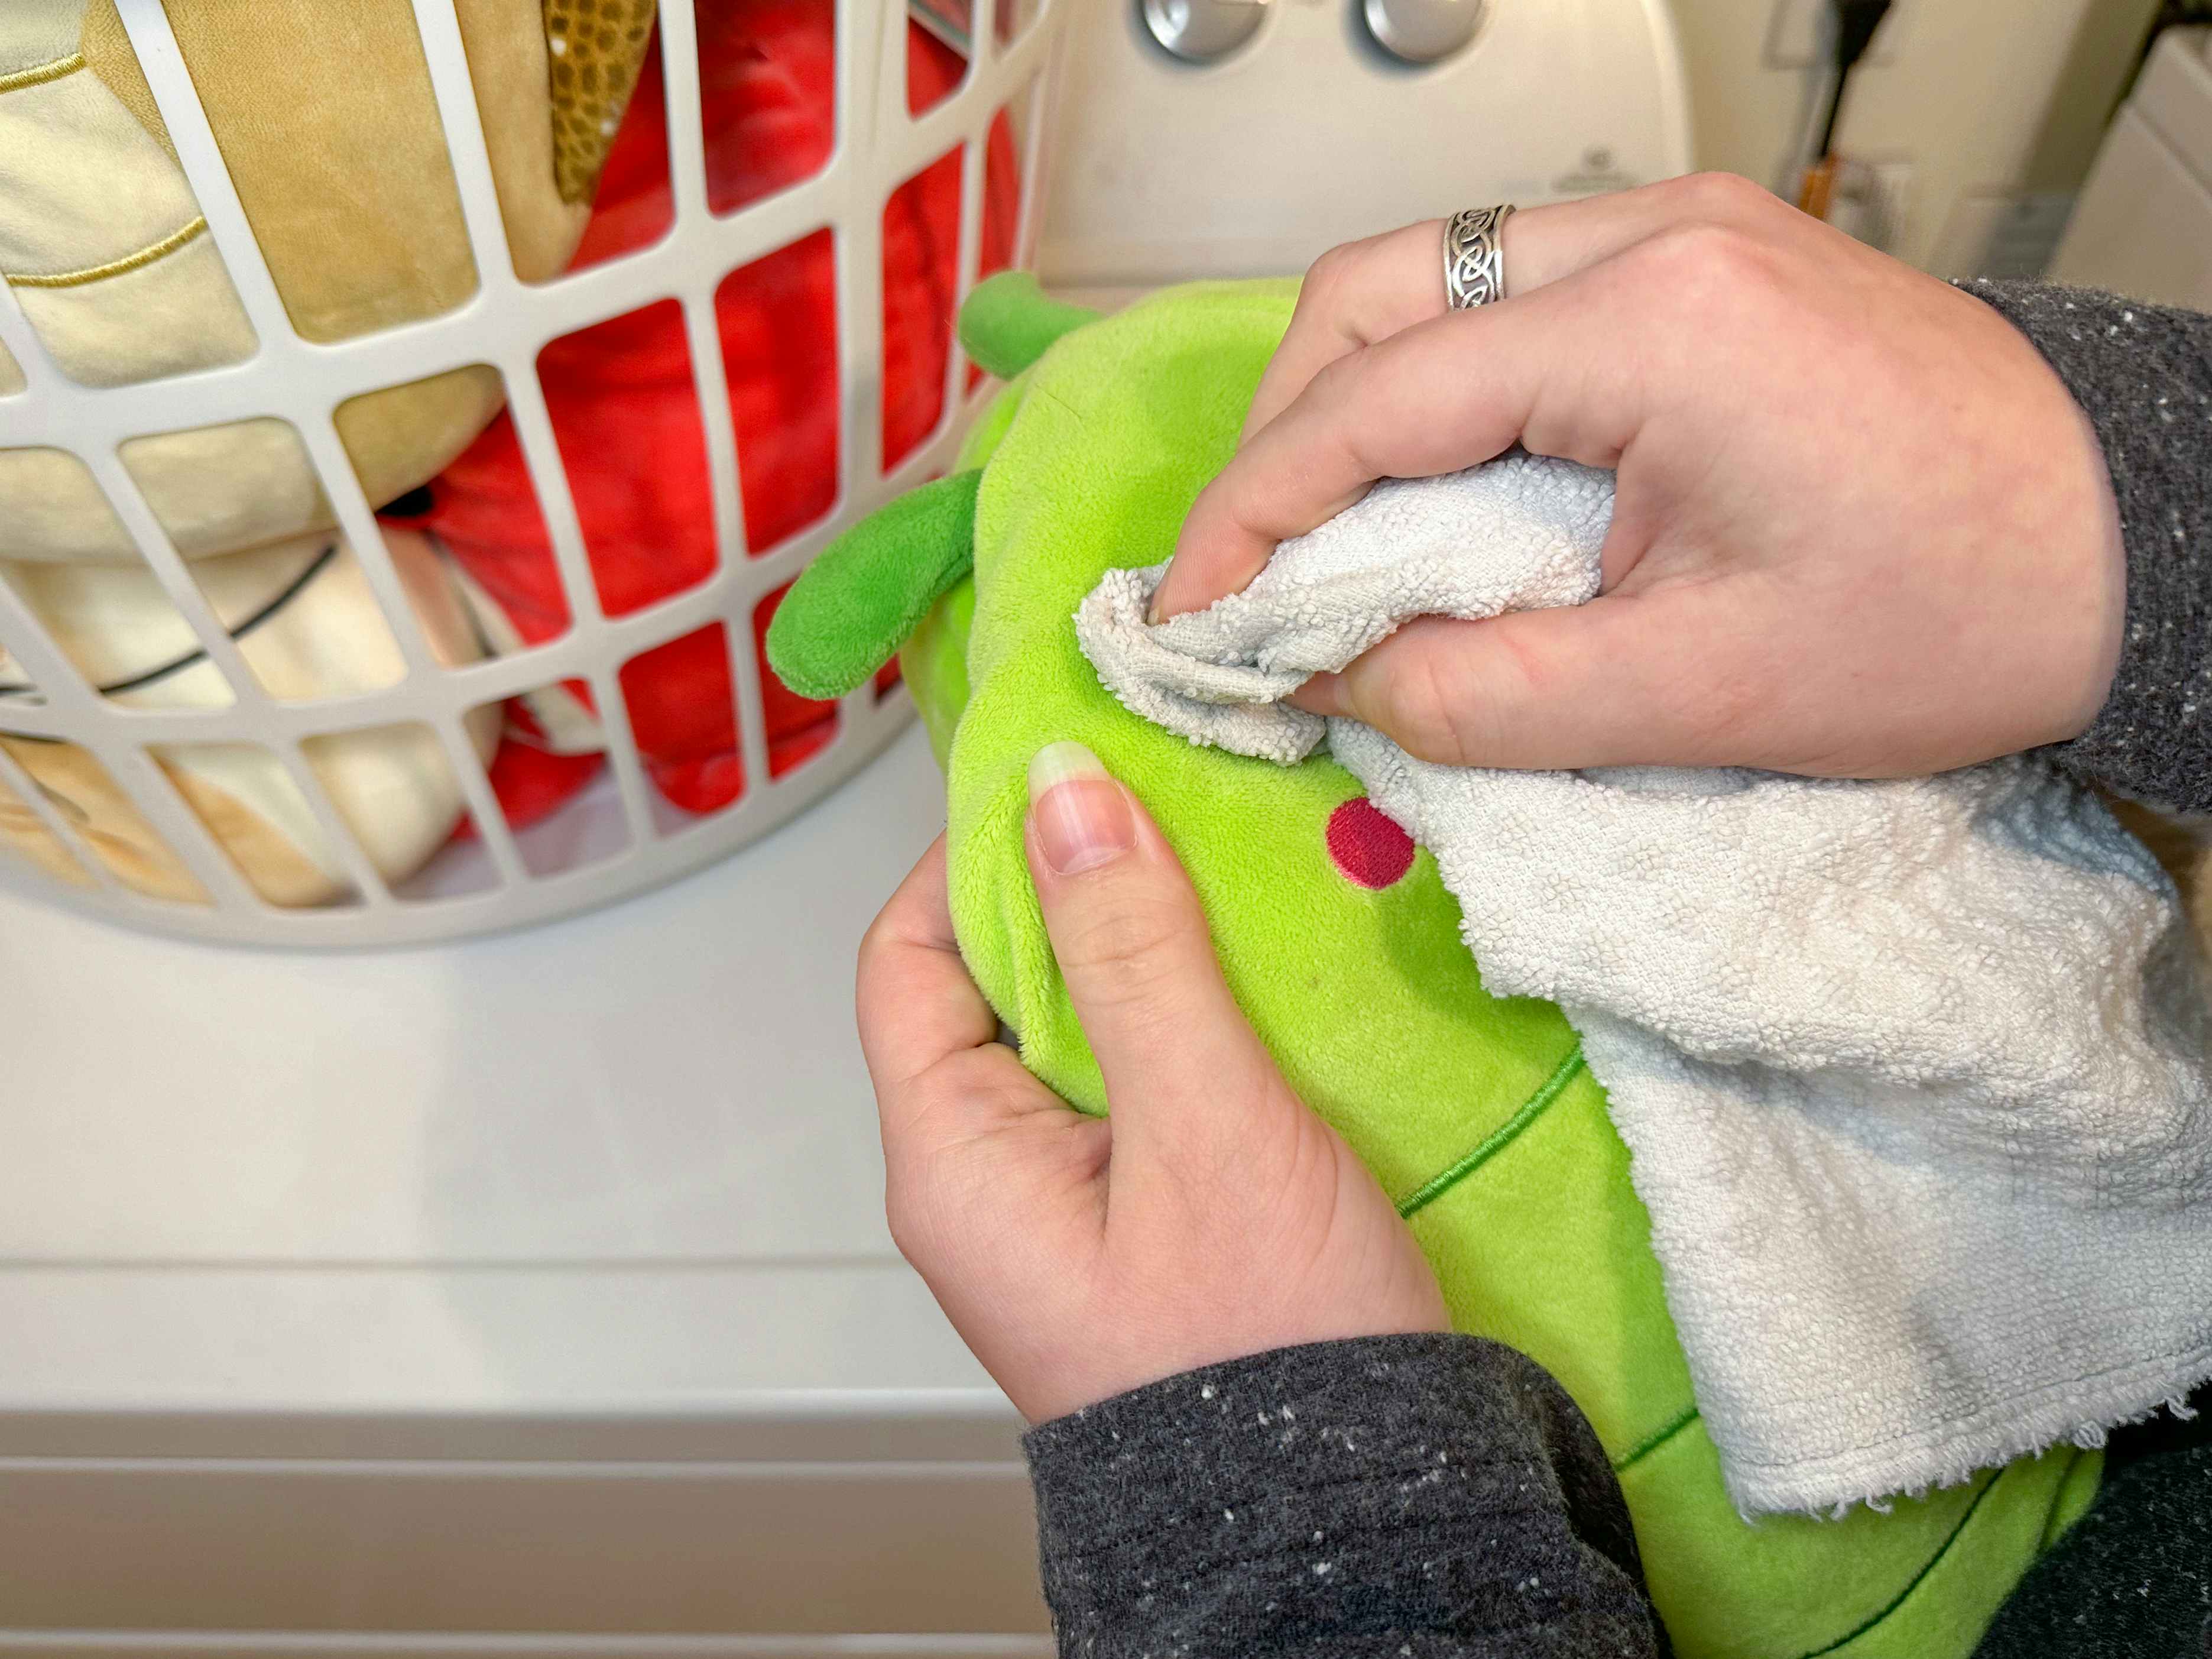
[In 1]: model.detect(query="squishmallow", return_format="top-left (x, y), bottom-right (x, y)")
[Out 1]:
top-left (766, 273), bottom-right (2106, 1659)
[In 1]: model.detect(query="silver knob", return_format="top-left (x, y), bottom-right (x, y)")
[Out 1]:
top-left (1140, 0), bottom-right (1270, 63)
top-left (1360, 0), bottom-right (1484, 64)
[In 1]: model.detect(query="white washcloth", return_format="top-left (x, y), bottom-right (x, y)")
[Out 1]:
top-left (1076, 454), bottom-right (2212, 1516)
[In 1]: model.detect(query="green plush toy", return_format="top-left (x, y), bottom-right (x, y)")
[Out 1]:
top-left (767, 271), bottom-right (2102, 1658)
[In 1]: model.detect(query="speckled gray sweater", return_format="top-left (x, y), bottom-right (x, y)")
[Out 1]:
top-left (1024, 1336), bottom-right (1665, 1657)
top-left (1020, 281), bottom-right (2212, 1658)
top-left (1973, 280), bottom-right (2212, 815)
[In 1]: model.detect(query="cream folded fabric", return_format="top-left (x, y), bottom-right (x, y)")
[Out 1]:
top-left (0, 529), bottom-right (498, 905)
top-left (0, 0), bottom-right (650, 562)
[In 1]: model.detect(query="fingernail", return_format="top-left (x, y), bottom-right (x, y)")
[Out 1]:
top-left (1028, 741), bottom-right (1136, 876)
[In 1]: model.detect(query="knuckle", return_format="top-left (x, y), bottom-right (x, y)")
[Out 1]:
top-left (1669, 169), bottom-right (1772, 223)
top-left (1306, 348), bottom-right (1368, 410)
top-left (1300, 240), bottom-right (1357, 304)
top-left (883, 1171), bottom-right (935, 1266)
top-left (1183, 470), bottom-right (1232, 531)
top-left (1637, 219), bottom-right (1741, 278)
top-left (1186, 471), bottom-right (1265, 556)
top-left (1053, 891), bottom-right (1191, 1002)
top-left (878, 1068), bottom-right (1001, 1268)
top-left (856, 908), bottom-right (899, 979)
top-left (1057, 888), bottom-right (1183, 970)
top-left (1373, 643), bottom-right (1480, 767)
top-left (1632, 220), bottom-right (1780, 314)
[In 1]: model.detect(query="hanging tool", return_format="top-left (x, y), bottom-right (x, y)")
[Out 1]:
top-left (1796, 0), bottom-right (1893, 221)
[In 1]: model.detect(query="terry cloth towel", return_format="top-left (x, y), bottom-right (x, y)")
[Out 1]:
top-left (1076, 453), bottom-right (2212, 1517)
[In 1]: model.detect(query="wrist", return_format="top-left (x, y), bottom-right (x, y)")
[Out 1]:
top-left (2053, 397), bottom-right (2128, 744)
top-left (1010, 1294), bottom-right (1452, 1425)
top-left (1022, 1334), bottom-right (1649, 1648)
top-left (1957, 280), bottom-right (2130, 748)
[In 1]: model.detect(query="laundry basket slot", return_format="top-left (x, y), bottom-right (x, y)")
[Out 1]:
top-left (0, 0), bottom-right (1063, 945)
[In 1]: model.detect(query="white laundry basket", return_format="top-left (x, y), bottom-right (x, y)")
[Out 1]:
top-left (0, 0), bottom-right (1060, 947)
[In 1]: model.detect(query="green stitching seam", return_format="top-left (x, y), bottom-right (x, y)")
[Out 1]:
top-left (1612, 1404), bottom-right (1700, 1473)
top-left (1393, 1021), bottom-right (2001, 1659)
top-left (1795, 1470), bottom-right (2005, 1659)
top-left (1395, 1042), bottom-right (1586, 1219)
top-left (2036, 1446), bottom-right (2089, 1553)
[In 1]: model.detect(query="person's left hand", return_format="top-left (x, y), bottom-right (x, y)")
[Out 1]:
top-left (857, 741), bottom-right (1448, 1423)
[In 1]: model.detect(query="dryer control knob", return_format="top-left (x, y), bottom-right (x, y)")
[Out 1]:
top-left (1140, 0), bottom-right (1270, 63)
top-left (1361, 0), bottom-right (1484, 64)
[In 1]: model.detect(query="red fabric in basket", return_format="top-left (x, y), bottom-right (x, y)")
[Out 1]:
top-left (390, 0), bottom-right (1020, 828)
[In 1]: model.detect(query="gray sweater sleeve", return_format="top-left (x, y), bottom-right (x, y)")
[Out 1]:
top-left (1015, 282), bottom-right (2212, 1659)
top-left (1020, 1333), bottom-right (1665, 1658)
top-left (1968, 280), bottom-right (2212, 814)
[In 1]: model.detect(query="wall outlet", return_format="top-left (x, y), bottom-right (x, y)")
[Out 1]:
top-left (1764, 0), bottom-right (1910, 72)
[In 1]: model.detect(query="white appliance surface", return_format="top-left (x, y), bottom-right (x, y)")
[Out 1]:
top-left (1040, 0), bottom-right (1695, 286)
top-left (2050, 27), bottom-right (2212, 310)
top-left (0, 4), bottom-right (1702, 1634)
top-left (0, 724), bottom-right (1052, 1650)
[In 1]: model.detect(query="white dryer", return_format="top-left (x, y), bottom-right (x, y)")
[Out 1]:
top-left (2049, 26), bottom-right (2212, 309)
top-left (1040, 0), bottom-right (1695, 289)
top-left (0, 2), bottom-right (1698, 1648)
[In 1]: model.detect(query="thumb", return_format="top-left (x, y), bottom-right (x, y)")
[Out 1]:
top-left (1293, 588), bottom-right (1767, 771)
top-left (1023, 742), bottom-right (1295, 1164)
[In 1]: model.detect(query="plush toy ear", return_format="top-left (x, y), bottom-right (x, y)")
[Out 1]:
top-left (959, 271), bottom-right (1099, 380)
top-left (766, 469), bottom-right (982, 700)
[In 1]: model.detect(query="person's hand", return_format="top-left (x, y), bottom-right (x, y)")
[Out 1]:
top-left (1151, 172), bottom-right (2127, 779)
top-left (857, 741), bottom-right (1448, 1423)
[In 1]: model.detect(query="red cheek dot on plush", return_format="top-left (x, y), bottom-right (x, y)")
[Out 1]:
top-left (1326, 797), bottom-right (1416, 889)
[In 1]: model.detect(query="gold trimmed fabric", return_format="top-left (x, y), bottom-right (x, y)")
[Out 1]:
top-left (5, 213), bottom-right (205, 288)
top-left (0, 52), bottom-right (83, 95)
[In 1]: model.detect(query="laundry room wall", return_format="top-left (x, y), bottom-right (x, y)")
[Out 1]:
top-left (1668, 0), bottom-right (2161, 273)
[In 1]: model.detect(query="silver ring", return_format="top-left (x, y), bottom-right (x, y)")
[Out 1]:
top-left (1443, 205), bottom-right (1516, 309)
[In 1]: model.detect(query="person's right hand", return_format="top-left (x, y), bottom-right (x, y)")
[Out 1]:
top-left (1151, 173), bottom-right (2128, 780)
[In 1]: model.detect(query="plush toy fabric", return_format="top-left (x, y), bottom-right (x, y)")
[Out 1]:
top-left (767, 273), bottom-right (2107, 1659)
top-left (0, 529), bottom-right (497, 905)
top-left (0, 0), bottom-right (656, 897)
top-left (144, 0), bottom-right (650, 329)
top-left (0, 0), bottom-right (648, 563)
top-left (1075, 461), bottom-right (2212, 1518)
top-left (0, 737), bottom-right (281, 904)
top-left (393, 0), bottom-right (1019, 824)
top-left (0, 760), bottom-right (93, 889)
top-left (0, 0), bottom-right (256, 396)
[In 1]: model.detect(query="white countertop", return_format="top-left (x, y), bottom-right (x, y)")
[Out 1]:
top-left (0, 724), bottom-right (1014, 1449)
